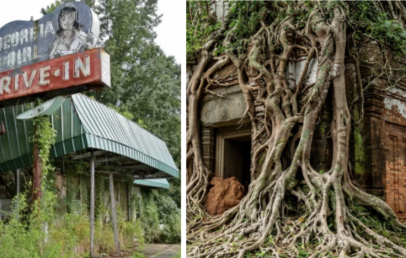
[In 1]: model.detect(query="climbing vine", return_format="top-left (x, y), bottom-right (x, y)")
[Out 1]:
top-left (0, 112), bottom-right (148, 257)
top-left (32, 115), bottom-right (56, 186)
top-left (187, 1), bottom-right (406, 257)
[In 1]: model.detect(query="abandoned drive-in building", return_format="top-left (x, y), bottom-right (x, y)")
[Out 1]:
top-left (0, 94), bottom-right (178, 253)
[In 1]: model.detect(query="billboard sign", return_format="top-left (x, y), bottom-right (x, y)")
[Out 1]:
top-left (0, 48), bottom-right (110, 106)
top-left (0, 2), bottom-right (110, 106)
top-left (0, 2), bottom-right (100, 72)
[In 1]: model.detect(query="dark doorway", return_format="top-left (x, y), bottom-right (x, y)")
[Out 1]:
top-left (222, 135), bottom-right (251, 192)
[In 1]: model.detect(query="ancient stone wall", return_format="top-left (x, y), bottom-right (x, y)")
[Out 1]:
top-left (198, 43), bottom-right (406, 221)
top-left (359, 41), bottom-right (406, 221)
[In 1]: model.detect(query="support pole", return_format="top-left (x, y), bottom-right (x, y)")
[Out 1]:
top-left (127, 183), bottom-right (131, 221)
top-left (90, 152), bottom-right (95, 258)
top-left (15, 169), bottom-right (20, 220)
top-left (16, 169), bottom-right (20, 195)
top-left (33, 138), bottom-right (42, 204)
top-left (109, 172), bottom-right (120, 255)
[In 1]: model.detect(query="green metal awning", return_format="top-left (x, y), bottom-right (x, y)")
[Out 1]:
top-left (134, 179), bottom-right (170, 189)
top-left (0, 94), bottom-right (178, 178)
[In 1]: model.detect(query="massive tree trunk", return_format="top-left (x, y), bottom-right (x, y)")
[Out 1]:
top-left (187, 1), bottom-right (406, 257)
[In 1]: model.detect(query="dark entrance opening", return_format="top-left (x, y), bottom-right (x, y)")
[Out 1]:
top-left (222, 135), bottom-right (251, 192)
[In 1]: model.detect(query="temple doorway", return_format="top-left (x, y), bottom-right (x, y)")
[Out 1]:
top-left (216, 129), bottom-right (252, 191)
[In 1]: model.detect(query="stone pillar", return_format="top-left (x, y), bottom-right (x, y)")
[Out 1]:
top-left (363, 87), bottom-right (386, 195)
top-left (201, 127), bottom-right (215, 173)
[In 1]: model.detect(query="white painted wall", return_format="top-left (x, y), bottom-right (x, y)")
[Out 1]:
top-left (385, 87), bottom-right (406, 119)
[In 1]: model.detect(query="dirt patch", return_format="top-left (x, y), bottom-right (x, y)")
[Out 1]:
top-left (204, 176), bottom-right (246, 215)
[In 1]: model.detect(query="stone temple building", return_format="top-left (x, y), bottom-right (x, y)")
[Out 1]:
top-left (190, 40), bottom-right (406, 221)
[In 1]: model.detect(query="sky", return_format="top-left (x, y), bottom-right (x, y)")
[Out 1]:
top-left (0, 0), bottom-right (182, 63)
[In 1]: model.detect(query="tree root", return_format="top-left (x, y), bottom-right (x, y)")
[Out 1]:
top-left (187, 1), bottom-right (406, 257)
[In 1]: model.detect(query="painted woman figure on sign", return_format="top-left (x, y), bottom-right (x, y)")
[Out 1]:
top-left (49, 4), bottom-right (99, 59)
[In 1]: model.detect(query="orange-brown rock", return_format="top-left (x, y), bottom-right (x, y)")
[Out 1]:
top-left (204, 176), bottom-right (245, 216)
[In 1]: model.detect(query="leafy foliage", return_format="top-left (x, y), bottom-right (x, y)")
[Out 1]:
top-left (140, 189), bottom-right (181, 244)
top-left (92, 0), bottom-right (181, 208)
top-left (41, 0), bottom-right (96, 15)
top-left (188, 1), bottom-right (406, 56)
top-left (346, 2), bottom-right (406, 54)
top-left (33, 116), bottom-right (56, 182)
top-left (0, 155), bottom-right (145, 257)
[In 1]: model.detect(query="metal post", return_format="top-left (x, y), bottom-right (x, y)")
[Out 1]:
top-left (127, 183), bottom-right (131, 221)
top-left (109, 172), bottom-right (120, 255)
top-left (90, 152), bottom-right (95, 258)
top-left (16, 169), bottom-right (20, 195)
top-left (15, 169), bottom-right (20, 220)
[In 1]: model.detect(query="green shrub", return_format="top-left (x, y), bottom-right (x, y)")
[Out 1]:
top-left (140, 189), bottom-right (180, 244)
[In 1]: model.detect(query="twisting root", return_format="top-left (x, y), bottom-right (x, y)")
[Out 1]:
top-left (187, 1), bottom-right (406, 257)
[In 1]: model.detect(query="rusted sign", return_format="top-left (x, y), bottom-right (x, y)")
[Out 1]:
top-left (0, 2), bottom-right (100, 72)
top-left (0, 48), bottom-right (110, 106)
top-left (0, 2), bottom-right (110, 107)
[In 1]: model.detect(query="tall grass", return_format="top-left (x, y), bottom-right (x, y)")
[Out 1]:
top-left (0, 190), bottom-right (144, 258)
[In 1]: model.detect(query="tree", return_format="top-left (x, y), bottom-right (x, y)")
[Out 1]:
top-left (187, 1), bottom-right (406, 257)
top-left (93, 0), bottom-right (181, 207)
top-left (41, 0), bottom-right (96, 14)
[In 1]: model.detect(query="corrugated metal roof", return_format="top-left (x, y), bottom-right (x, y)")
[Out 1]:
top-left (72, 95), bottom-right (178, 177)
top-left (0, 94), bottom-right (178, 178)
top-left (134, 179), bottom-right (170, 189)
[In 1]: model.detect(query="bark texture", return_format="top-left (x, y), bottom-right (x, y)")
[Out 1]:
top-left (187, 1), bottom-right (406, 257)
